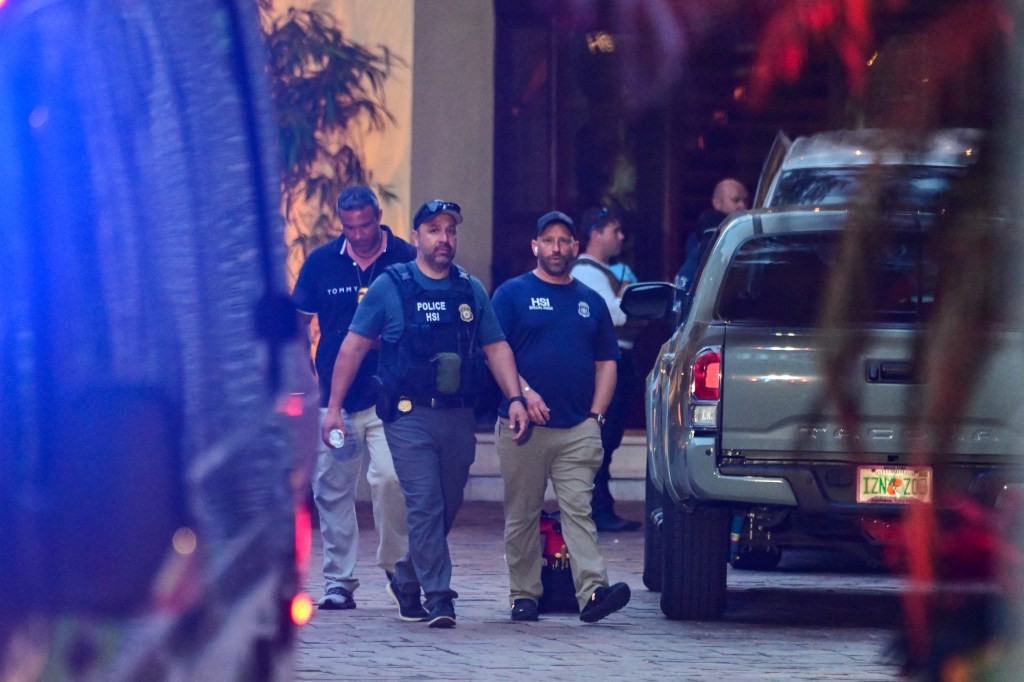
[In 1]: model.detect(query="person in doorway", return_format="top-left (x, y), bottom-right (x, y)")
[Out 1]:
top-left (492, 210), bottom-right (632, 623)
top-left (292, 185), bottom-right (415, 611)
top-left (570, 207), bottom-right (642, 532)
top-left (321, 199), bottom-right (529, 629)
top-left (675, 177), bottom-right (749, 292)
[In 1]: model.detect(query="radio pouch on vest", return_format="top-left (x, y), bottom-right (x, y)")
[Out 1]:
top-left (432, 352), bottom-right (462, 394)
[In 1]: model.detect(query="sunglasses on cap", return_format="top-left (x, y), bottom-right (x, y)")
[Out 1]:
top-left (413, 199), bottom-right (464, 229)
top-left (424, 200), bottom-right (460, 214)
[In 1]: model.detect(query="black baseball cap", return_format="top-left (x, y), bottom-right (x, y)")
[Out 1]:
top-left (413, 199), bottom-right (463, 229)
top-left (536, 210), bottom-right (575, 237)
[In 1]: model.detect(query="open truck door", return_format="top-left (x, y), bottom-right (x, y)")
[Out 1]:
top-left (752, 130), bottom-right (791, 209)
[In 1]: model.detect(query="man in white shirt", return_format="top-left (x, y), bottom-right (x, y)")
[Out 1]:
top-left (570, 207), bottom-right (642, 532)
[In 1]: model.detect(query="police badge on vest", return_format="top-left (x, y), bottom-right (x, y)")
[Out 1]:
top-left (375, 263), bottom-right (482, 421)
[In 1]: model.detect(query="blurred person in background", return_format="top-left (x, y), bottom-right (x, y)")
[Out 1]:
top-left (571, 207), bottom-right (642, 532)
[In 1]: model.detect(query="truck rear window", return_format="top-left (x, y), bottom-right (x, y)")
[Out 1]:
top-left (716, 232), bottom-right (934, 326)
top-left (769, 167), bottom-right (963, 210)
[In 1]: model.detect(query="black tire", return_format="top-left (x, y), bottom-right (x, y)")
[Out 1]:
top-left (642, 467), bottom-right (663, 591)
top-left (660, 491), bottom-right (730, 620)
top-left (730, 546), bottom-right (782, 571)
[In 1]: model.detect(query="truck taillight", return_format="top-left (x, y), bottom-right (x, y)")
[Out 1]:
top-left (692, 348), bottom-right (721, 401)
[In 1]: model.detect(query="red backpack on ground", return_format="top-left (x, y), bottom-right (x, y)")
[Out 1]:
top-left (538, 511), bottom-right (579, 613)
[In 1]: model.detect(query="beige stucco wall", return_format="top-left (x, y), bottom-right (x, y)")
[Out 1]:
top-left (410, 1), bottom-right (495, 289)
top-left (330, 0), bottom-right (415, 239)
top-left (274, 0), bottom-right (495, 288)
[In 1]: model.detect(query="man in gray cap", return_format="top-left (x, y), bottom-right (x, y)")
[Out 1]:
top-left (491, 210), bottom-right (631, 623)
top-left (322, 199), bottom-right (528, 629)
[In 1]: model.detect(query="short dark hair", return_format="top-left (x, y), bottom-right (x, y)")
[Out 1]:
top-left (337, 185), bottom-right (380, 214)
top-left (580, 206), bottom-right (616, 240)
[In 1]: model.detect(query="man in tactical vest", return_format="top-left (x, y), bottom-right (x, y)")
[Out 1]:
top-left (322, 199), bottom-right (528, 629)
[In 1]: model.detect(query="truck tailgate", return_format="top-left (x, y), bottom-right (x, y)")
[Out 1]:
top-left (719, 326), bottom-right (1024, 458)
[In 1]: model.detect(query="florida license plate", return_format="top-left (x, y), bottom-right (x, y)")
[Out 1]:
top-left (856, 466), bottom-right (932, 504)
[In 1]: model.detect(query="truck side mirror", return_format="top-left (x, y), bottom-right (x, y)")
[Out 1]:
top-left (621, 282), bottom-right (677, 320)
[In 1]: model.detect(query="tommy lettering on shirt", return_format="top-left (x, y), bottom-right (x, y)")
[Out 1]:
top-left (326, 285), bottom-right (360, 296)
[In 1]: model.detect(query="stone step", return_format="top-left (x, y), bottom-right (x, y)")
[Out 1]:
top-left (355, 429), bottom-right (647, 503)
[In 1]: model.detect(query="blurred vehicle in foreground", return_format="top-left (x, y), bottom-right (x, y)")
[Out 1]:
top-left (0, 1), bottom-right (317, 678)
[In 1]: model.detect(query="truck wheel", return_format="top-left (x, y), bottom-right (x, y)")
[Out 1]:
top-left (660, 492), bottom-right (729, 620)
top-left (642, 468), bottom-right (663, 591)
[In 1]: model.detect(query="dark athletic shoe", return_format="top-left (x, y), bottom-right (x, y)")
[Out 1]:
top-left (510, 598), bottom-right (540, 622)
top-left (427, 599), bottom-right (457, 628)
top-left (318, 586), bottom-right (356, 610)
top-left (579, 582), bottom-right (630, 623)
top-left (386, 579), bottom-right (428, 622)
top-left (593, 511), bottom-right (642, 532)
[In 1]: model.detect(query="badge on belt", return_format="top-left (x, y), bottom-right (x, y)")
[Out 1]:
top-left (397, 398), bottom-right (413, 413)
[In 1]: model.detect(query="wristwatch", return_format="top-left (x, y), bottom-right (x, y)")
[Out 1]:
top-left (509, 395), bottom-right (528, 408)
top-left (588, 412), bottom-right (606, 426)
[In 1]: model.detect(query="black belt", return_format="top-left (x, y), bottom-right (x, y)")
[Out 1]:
top-left (400, 395), bottom-right (475, 410)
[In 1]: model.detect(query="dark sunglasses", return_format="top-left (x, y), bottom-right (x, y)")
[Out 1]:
top-left (586, 206), bottom-right (611, 236)
top-left (424, 200), bottom-right (461, 214)
top-left (414, 199), bottom-right (462, 228)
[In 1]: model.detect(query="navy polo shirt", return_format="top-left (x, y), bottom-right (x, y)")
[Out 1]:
top-left (292, 225), bottom-right (416, 409)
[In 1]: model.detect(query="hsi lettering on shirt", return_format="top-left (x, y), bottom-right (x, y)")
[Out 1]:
top-left (528, 297), bottom-right (554, 311)
top-left (417, 301), bottom-right (448, 312)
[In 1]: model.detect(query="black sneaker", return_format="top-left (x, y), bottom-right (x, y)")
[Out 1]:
top-left (318, 586), bottom-right (356, 610)
top-left (510, 598), bottom-right (539, 622)
top-left (386, 579), bottom-right (428, 622)
top-left (579, 582), bottom-right (630, 623)
top-left (427, 599), bottom-right (456, 628)
top-left (593, 511), bottom-right (642, 533)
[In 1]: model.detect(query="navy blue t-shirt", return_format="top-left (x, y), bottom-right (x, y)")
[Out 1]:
top-left (291, 226), bottom-right (416, 409)
top-left (491, 272), bottom-right (619, 428)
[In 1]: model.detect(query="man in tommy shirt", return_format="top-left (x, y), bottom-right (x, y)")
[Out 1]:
top-left (292, 185), bottom-right (416, 611)
top-left (491, 210), bottom-right (631, 624)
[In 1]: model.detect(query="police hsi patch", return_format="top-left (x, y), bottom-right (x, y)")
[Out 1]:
top-left (459, 304), bottom-right (474, 322)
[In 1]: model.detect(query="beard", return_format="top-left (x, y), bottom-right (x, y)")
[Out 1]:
top-left (538, 253), bottom-right (569, 277)
top-left (424, 246), bottom-right (454, 270)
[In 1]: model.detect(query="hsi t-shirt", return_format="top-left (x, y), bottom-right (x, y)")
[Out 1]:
top-left (491, 272), bottom-right (619, 428)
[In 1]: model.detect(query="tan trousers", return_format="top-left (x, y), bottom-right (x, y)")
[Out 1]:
top-left (496, 417), bottom-right (608, 610)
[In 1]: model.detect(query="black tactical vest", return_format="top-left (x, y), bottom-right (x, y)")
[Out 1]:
top-left (377, 262), bottom-right (481, 401)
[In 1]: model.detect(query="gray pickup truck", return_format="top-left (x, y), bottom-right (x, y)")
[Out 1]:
top-left (623, 206), bottom-right (1024, 621)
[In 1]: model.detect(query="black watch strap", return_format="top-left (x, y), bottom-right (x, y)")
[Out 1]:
top-left (509, 395), bottom-right (527, 407)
